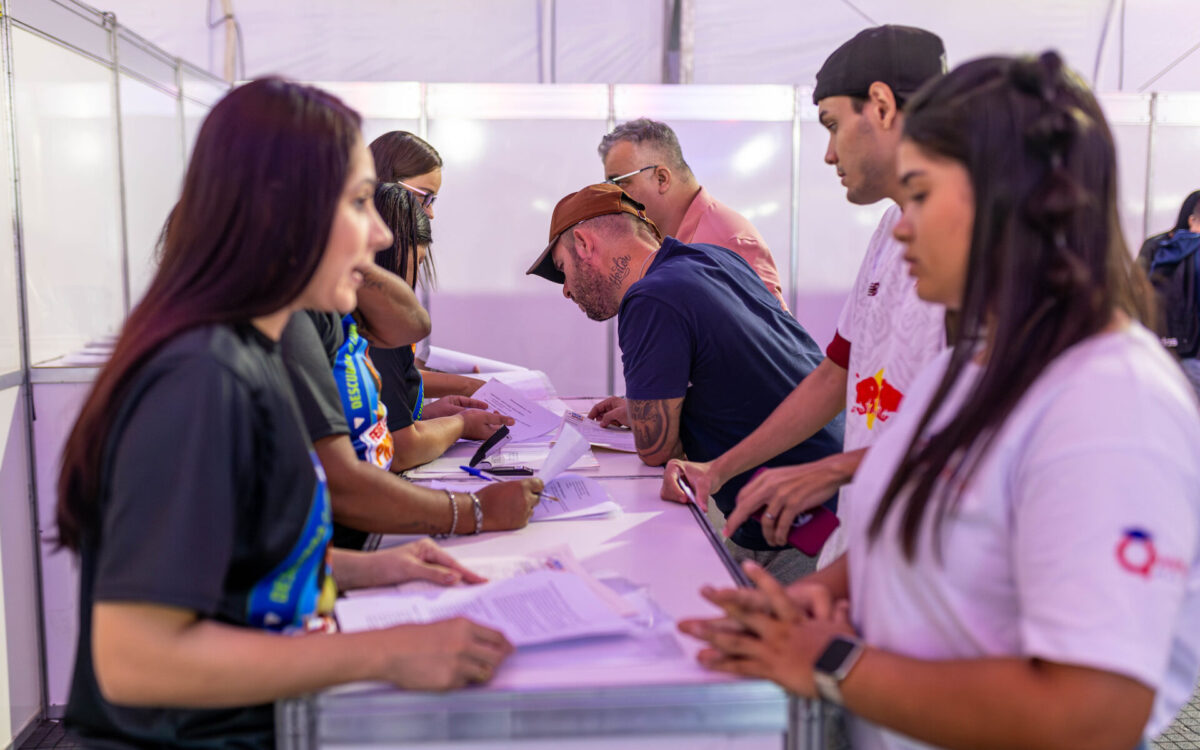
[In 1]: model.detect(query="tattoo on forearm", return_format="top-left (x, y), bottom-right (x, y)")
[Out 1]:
top-left (608, 255), bottom-right (631, 286)
top-left (628, 399), bottom-right (671, 457)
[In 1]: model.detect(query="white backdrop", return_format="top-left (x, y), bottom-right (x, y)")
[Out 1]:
top-left (3, 0), bottom-right (1200, 738)
top-left (92, 0), bottom-right (1200, 92)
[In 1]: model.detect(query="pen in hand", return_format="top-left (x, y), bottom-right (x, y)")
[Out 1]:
top-left (461, 465), bottom-right (562, 502)
top-left (459, 465), bottom-right (498, 482)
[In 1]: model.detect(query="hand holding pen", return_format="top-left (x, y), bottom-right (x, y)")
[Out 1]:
top-left (461, 465), bottom-right (561, 503)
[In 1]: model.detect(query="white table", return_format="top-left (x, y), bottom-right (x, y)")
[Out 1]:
top-left (275, 400), bottom-right (830, 749)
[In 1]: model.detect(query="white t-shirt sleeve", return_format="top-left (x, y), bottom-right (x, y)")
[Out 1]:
top-left (1012, 374), bottom-right (1200, 691)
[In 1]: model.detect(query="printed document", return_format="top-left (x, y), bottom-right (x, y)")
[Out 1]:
top-left (472, 379), bottom-right (560, 442)
top-left (563, 410), bottom-right (637, 453)
top-left (334, 569), bottom-right (633, 647)
top-left (533, 473), bottom-right (620, 522)
top-left (482, 370), bottom-right (557, 400)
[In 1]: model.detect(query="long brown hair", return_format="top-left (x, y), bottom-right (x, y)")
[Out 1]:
top-left (869, 52), bottom-right (1153, 558)
top-left (56, 78), bottom-right (362, 551)
top-left (369, 131), bottom-right (442, 182)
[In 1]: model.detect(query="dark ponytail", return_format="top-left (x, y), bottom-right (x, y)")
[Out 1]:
top-left (869, 52), bottom-right (1153, 558)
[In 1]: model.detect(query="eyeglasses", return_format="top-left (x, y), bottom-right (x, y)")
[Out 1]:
top-left (604, 165), bottom-right (657, 186)
top-left (397, 180), bottom-right (437, 210)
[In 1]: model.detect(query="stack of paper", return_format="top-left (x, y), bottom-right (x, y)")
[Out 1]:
top-left (335, 569), bottom-right (633, 647)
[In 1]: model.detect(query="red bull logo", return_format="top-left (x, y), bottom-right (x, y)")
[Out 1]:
top-left (853, 368), bottom-right (903, 429)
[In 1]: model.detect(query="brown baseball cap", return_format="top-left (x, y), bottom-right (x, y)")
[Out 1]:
top-left (526, 183), bottom-right (660, 284)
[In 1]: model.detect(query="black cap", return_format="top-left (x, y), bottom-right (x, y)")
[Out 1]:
top-left (813, 25), bottom-right (946, 105)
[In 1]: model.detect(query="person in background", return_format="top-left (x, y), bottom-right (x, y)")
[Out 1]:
top-left (527, 184), bottom-right (843, 582)
top-left (1136, 191), bottom-right (1200, 400)
top-left (681, 52), bottom-right (1200, 750)
top-left (1136, 189), bottom-right (1200, 269)
top-left (370, 184), bottom-right (511, 470)
top-left (661, 26), bottom-right (948, 568)
top-left (597, 118), bottom-right (788, 308)
top-left (370, 130), bottom-right (487, 397)
top-left (56, 78), bottom-right (516, 750)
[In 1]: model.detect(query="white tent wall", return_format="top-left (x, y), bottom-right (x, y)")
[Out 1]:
top-left (92, 0), bottom-right (1200, 93)
top-left (0, 2), bottom-right (229, 742)
top-left (1, 0), bottom-right (1200, 741)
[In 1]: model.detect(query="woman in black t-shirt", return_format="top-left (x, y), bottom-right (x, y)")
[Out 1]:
top-left (56, 78), bottom-right (514, 750)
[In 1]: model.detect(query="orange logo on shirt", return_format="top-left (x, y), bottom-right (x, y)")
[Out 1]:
top-left (853, 368), bottom-right (903, 429)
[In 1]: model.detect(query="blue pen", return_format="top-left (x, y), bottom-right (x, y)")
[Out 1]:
top-left (459, 465), bottom-right (499, 482)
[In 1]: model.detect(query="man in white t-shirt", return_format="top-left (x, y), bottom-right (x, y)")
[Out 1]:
top-left (662, 25), bottom-right (948, 564)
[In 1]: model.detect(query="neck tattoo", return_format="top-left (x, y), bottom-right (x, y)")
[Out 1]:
top-left (637, 250), bottom-right (658, 281)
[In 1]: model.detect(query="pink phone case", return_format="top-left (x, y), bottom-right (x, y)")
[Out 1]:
top-left (746, 468), bottom-right (840, 555)
top-left (750, 506), bottom-right (839, 555)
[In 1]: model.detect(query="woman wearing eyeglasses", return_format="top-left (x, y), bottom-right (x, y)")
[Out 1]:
top-left (368, 131), bottom-right (491, 399)
top-left (679, 52), bottom-right (1200, 750)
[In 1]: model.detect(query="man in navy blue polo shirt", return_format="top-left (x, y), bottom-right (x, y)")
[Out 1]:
top-left (526, 183), bottom-right (844, 581)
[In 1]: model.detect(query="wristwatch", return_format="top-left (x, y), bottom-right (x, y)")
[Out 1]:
top-left (813, 635), bottom-right (864, 705)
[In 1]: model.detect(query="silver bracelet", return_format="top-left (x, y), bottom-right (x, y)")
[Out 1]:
top-left (435, 490), bottom-right (458, 538)
top-left (469, 492), bottom-right (484, 535)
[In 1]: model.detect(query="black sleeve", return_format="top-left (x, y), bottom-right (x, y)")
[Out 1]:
top-left (1137, 233), bottom-right (1165, 272)
top-left (95, 358), bottom-right (249, 614)
top-left (279, 312), bottom-right (349, 441)
top-left (370, 345), bottom-right (417, 432)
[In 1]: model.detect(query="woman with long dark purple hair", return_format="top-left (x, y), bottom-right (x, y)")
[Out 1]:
top-left (57, 78), bottom-right (511, 749)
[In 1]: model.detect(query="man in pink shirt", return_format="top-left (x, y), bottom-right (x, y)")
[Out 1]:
top-left (598, 119), bottom-right (787, 308)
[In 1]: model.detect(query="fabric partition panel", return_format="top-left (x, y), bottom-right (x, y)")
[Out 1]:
top-left (31, 382), bottom-right (88, 715)
top-left (0, 386), bottom-right (40, 743)
top-left (118, 73), bottom-right (185, 306)
top-left (425, 115), bottom-right (613, 397)
top-left (0, 58), bottom-right (18, 375)
top-left (1096, 94), bottom-right (1152, 255)
top-left (180, 64), bottom-right (226, 160)
top-left (1145, 95), bottom-right (1200, 242)
top-left (422, 84), bottom-right (611, 397)
top-left (11, 27), bottom-right (124, 365)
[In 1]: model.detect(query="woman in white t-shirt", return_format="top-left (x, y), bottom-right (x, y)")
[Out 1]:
top-left (679, 51), bottom-right (1200, 750)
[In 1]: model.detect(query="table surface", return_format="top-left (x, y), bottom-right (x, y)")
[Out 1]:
top-left (275, 397), bottom-right (797, 748)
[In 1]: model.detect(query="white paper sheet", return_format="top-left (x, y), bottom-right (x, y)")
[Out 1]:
top-left (345, 545), bottom-right (635, 618)
top-left (471, 379), bottom-right (560, 442)
top-left (562, 410), bottom-right (638, 453)
top-left (536, 424), bottom-right (590, 480)
top-left (335, 569), bottom-right (633, 647)
top-left (424, 474), bottom-right (619, 524)
top-left (405, 443), bottom-right (598, 480)
top-left (481, 369), bottom-right (557, 400)
top-left (425, 346), bottom-right (527, 374)
top-left (533, 473), bottom-right (620, 522)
